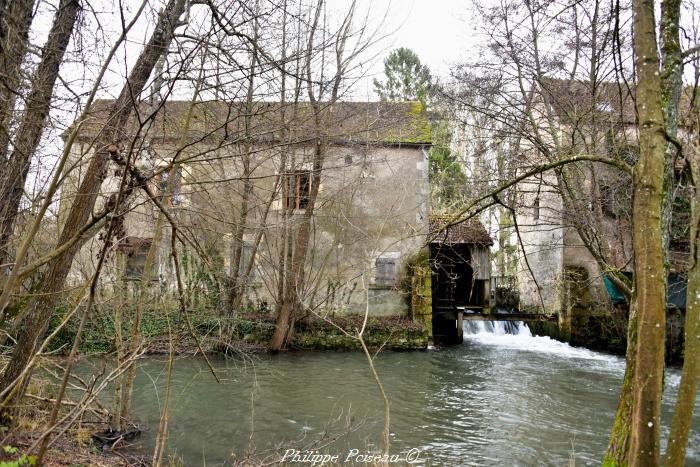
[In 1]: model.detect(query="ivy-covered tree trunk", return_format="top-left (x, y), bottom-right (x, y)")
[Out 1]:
top-left (657, 0), bottom-right (699, 463)
top-left (605, 0), bottom-right (667, 465)
top-left (604, 304), bottom-right (638, 466)
top-left (626, 0), bottom-right (668, 464)
top-left (605, 0), bottom-right (683, 464)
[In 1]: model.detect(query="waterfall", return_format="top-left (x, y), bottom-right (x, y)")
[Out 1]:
top-left (463, 320), bottom-right (622, 363)
top-left (463, 320), bottom-right (531, 337)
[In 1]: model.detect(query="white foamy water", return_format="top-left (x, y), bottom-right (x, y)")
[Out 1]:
top-left (463, 320), bottom-right (623, 363)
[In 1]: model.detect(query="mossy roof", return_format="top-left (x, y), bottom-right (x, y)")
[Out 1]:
top-left (429, 215), bottom-right (493, 246)
top-left (72, 100), bottom-right (432, 146)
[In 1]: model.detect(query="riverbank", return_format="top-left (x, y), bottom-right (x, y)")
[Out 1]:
top-left (0, 377), bottom-right (140, 467)
top-left (43, 308), bottom-right (430, 356)
top-left (1, 432), bottom-right (131, 466)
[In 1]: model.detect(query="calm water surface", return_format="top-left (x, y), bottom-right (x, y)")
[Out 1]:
top-left (92, 322), bottom-right (699, 466)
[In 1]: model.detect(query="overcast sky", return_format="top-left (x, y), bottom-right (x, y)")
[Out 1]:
top-left (29, 0), bottom-right (479, 102)
top-left (352, 0), bottom-right (478, 98)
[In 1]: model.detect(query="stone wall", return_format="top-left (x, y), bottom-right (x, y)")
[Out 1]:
top-left (61, 140), bottom-right (430, 316)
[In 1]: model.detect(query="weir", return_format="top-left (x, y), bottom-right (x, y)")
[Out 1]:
top-left (462, 310), bottom-right (557, 322)
top-left (460, 319), bottom-right (624, 362)
top-left (463, 320), bottom-right (529, 335)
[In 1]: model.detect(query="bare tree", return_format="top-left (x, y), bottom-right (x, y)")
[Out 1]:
top-left (270, 0), bottom-right (368, 350)
top-left (0, 0), bottom-right (189, 423)
top-left (0, 0), bottom-right (81, 274)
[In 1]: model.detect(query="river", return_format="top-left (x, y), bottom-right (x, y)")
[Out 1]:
top-left (109, 322), bottom-right (700, 466)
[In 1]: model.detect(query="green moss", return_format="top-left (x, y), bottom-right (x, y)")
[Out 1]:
top-left (404, 102), bottom-right (432, 143)
top-left (291, 327), bottom-right (428, 351)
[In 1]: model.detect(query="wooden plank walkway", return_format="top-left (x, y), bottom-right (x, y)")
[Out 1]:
top-left (462, 310), bottom-right (557, 322)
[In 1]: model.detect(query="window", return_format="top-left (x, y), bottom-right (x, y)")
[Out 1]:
top-left (344, 154), bottom-right (353, 165)
top-left (158, 167), bottom-right (182, 206)
top-left (533, 196), bottom-right (540, 221)
top-left (375, 257), bottom-right (397, 286)
top-left (121, 237), bottom-right (154, 280)
top-left (600, 184), bottom-right (616, 218)
top-left (284, 171), bottom-right (311, 210)
top-left (239, 241), bottom-right (256, 281)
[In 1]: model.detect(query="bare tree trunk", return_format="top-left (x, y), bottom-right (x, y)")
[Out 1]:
top-left (270, 135), bottom-right (324, 350)
top-left (270, 0), bottom-right (326, 351)
top-left (271, 110), bottom-right (325, 350)
top-left (626, 0), bottom-right (668, 464)
top-left (270, 0), bottom-right (358, 350)
top-left (0, 0), bottom-right (36, 267)
top-left (0, 0), bottom-right (34, 155)
top-left (227, 11), bottom-right (259, 315)
top-left (0, 0), bottom-right (81, 271)
top-left (151, 306), bottom-right (174, 467)
top-left (111, 256), bottom-right (126, 431)
top-left (0, 0), bottom-right (186, 424)
top-left (665, 148), bottom-right (700, 466)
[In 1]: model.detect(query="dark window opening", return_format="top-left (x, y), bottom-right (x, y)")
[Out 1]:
top-left (533, 196), bottom-right (540, 221)
top-left (284, 171), bottom-right (311, 210)
top-left (344, 154), bottom-right (353, 165)
top-left (600, 184), bottom-right (616, 218)
top-left (121, 238), bottom-right (155, 281)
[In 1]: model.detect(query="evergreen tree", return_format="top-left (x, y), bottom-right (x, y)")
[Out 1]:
top-left (428, 121), bottom-right (467, 207)
top-left (373, 47), bottom-right (432, 105)
top-left (374, 48), bottom-right (465, 207)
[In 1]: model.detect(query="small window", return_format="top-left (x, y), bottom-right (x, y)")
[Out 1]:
top-left (158, 167), bottom-right (182, 206)
top-left (533, 196), bottom-right (540, 221)
top-left (284, 171), bottom-right (311, 210)
top-left (375, 257), bottom-right (397, 286)
top-left (121, 238), bottom-right (154, 280)
top-left (344, 154), bottom-right (353, 165)
top-left (600, 184), bottom-right (616, 218)
top-left (239, 241), bottom-right (256, 280)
